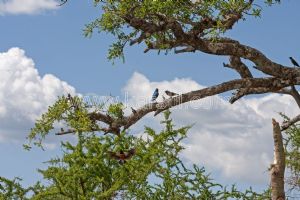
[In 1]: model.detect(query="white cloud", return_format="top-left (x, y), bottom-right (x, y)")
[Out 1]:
top-left (123, 72), bottom-right (299, 186)
top-left (0, 47), bottom-right (76, 143)
top-left (0, 0), bottom-right (58, 15)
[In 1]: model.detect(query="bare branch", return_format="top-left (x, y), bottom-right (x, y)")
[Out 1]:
top-left (290, 86), bottom-right (300, 108)
top-left (281, 114), bottom-right (300, 131)
top-left (224, 56), bottom-right (253, 78)
top-left (230, 83), bottom-right (300, 105)
top-left (230, 87), bottom-right (278, 104)
top-left (56, 126), bottom-right (120, 136)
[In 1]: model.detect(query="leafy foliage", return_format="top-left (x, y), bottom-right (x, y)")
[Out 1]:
top-left (108, 103), bottom-right (124, 119)
top-left (25, 95), bottom-right (98, 149)
top-left (0, 176), bottom-right (44, 200)
top-left (2, 109), bottom-right (269, 199)
top-left (83, 0), bottom-right (281, 61)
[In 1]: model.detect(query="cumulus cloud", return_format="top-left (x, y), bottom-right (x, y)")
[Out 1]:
top-left (0, 47), bottom-right (76, 143)
top-left (0, 0), bottom-right (58, 15)
top-left (123, 72), bottom-right (299, 186)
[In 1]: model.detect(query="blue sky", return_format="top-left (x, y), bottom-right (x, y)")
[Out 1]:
top-left (0, 0), bottom-right (300, 193)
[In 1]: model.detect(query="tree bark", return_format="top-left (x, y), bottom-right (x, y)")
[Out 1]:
top-left (270, 119), bottom-right (286, 200)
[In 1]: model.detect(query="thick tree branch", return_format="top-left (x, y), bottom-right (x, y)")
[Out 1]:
top-left (118, 3), bottom-right (300, 79)
top-left (140, 34), bottom-right (299, 80)
top-left (153, 76), bottom-right (296, 116)
top-left (200, 39), bottom-right (299, 78)
top-left (230, 84), bottom-right (300, 106)
top-left (55, 76), bottom-right (298, 136)
top-left (229, 87), bottom-right (279, 104)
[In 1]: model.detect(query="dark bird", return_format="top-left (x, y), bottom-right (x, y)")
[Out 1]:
top-left (289, 57), bottom-right (300, 67)
top-left (108, 149), bottom-right (136, 164)
top-left (67, 93), bottom-right (72, 100)
top-left (131, 107), bottom-right (137, 114)
top-left (67, 94), bottom-right (79, 110)
top-left (151, 88), bottom-right (159, 101)
top-left (165, 90), bottom-right (178, 97)
top-left (67, 93), bottom-right (74, 105)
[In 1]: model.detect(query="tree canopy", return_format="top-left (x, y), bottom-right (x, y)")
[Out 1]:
top-left (84, 0), bottom-right (280, 60)
top-left (1, 111), bottom-right (270, 199)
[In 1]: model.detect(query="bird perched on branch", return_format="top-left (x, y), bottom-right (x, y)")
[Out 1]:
top-left (289, 57), bottom-right (300, 67)
top-left (131, 107), bottom-right (137, 114)
top-left (165, 90), bottom-right (178, 97)
top-left (151, 88), bottom-right (159, 101)
top-left (67, 93), bottom-right (80, 110)
top-left (108, 149), bottom-right (136, 164)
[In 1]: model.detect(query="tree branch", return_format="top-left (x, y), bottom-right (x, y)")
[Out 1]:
top-left (117, 2), bottom-right (300, 79)
top-left (224, 56), bottom-right (253, 78)
top-left (230, 87), bottom-right (279, 104)
top-left (60, 1), bottom-right (300, 139)
top-left (58, 76), bottom-right (298, 136)
top-left (195, 38), bottom-right (299, 78)
top-left (281, 114), bottom-right (300, 131)
top-left (290, 86), bottom-right (300, 108)
top-left (270, 119), bottom-right (285, 200)
top-left (220, 0), bottom-right (254, 30)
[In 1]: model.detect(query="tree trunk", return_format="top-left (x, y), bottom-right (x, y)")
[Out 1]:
top-left (270, 119), bottom-right (285, 200)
